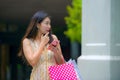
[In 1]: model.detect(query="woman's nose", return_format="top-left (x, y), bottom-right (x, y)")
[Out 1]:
top-left (48, 25), bottom-right (51, 29)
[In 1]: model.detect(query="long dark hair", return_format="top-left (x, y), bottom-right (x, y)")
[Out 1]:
top-left (18, 11), bottom-right (53, 64)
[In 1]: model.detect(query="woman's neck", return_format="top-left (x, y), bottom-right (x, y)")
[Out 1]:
top-left (35, 32), bottom-right (42, 41)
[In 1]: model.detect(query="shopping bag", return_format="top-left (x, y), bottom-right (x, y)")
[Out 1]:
top-left (67, 59), bottom-right (83, 80)
top-left (48, 62), bottom-right (78, 80)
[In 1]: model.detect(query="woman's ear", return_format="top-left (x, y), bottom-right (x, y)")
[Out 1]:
top-left (36, 23), bottom-right (40, 29)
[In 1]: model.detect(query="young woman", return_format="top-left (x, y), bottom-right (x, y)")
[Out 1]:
top-left (18, 11), bottom-right (65, 80)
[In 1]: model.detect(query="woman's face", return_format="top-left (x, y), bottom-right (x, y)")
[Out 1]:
top-left (37, 17), bottom-right (51, 34)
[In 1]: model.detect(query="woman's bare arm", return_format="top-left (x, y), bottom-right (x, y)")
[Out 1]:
top-left (23, 38), bottom-right (45, 67)
top-left (51, 35), bottom-right (65, 64)
top-left (23, 32), bottom-right (49, 67)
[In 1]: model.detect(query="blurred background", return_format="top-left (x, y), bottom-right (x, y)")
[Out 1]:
top-left (0, 0), bottom-right (81, 80)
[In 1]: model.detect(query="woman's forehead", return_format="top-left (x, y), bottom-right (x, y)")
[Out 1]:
top-left (43, 17), bottom-right (51, 22)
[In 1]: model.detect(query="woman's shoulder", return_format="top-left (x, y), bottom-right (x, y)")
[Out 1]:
top-left (23, 38), bottom-right (32, 45)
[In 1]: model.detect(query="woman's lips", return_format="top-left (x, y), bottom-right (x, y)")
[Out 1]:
top-left (46, 30), bottom-right (50, 32)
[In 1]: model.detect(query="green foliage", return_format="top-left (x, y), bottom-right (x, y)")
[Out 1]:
top-left (64, 0), bottom-right (82, 43)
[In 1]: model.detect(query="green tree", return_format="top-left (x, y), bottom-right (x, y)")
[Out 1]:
top-left (64, 0), bottom-right (82, 43)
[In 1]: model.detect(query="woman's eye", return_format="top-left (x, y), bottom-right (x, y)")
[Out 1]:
top-left (45, 22), bottom-right (49, 24)
top-left (45, 22), bottom-right (50, 25)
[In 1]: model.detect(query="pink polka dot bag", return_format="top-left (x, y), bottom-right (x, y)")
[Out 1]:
top-left (48, 59), bottom-right (82, 80)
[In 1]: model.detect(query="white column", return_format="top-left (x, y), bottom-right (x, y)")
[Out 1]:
top-left (77, 0), bottom-right (120, 80)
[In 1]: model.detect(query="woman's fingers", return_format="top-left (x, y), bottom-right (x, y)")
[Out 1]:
top-left (41, 32), bottom-right (49, 38)
top-left (48, 45), bottom-right (58, 53)
top-left (40, 32), bottom-right (50, 46)
top-left (44, 32), bottom-right (49, 41)
top-left (44, 32), bottom-right (49, 37)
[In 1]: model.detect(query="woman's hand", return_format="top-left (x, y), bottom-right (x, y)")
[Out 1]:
top-left (48, 40), bottom-right (59, 51)
top-left (48, 39), bottom-right (65, 64)
top-left (40, 32), bottom-right (50, 46)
